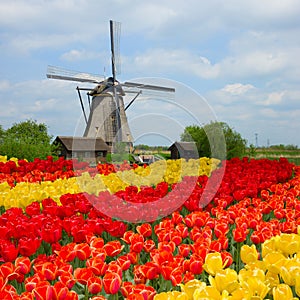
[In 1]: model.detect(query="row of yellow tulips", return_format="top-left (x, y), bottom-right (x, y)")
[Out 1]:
top-left (0, 157), bottom-right (220, 209)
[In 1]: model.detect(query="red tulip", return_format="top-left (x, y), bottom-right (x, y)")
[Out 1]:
top-left (53, 281), bottom-right (69, 300)
top-left (41, 262), bottom-right (58, 281)
top-left (170, 266), bottom-right (183, 286)
top-left (103, 240), bottom-right (124, 257)
top-left (126, 294), bottom-right (145, 300)
top-left (56, 243), bottom-right (76, 262)
top-left (130, 234), bottom-right (144, 253)
top-left (86, 256), bottom-right (107, 276)
top-left (87, 277), bottom-right (102, 294)
top-left (189, 254), bottom-right (203, 275)
top-left (175, 223), bottom-right (189, 238)
top-left (122, 230), bottom-right (135, 244)
top-left (74, 267), bottom-right (94, 285)
top-left (58, 272), bottom-right (76, 290)
top-left (32, 281), bottom-right (54, 300)
top-left (214, 221), bottom-right (229, 238)
top-left (65, 290), bottom-right (79, 300)
top-left (139, 262), bottom-right (160, 280)
top-left (170, 231), bottom-right (182, 246)
top-left (74, 243), bottom-right (91, 260)
top-left (210, 240), bottom-right (222, 252)
top-left (18, 237), bottom-right (41, 257)
top-left (178, 244), bottom-right (190, 257)
top-left (133, 266), bottom-right (147, 285)
top-left (136, 223), bottom-right (152, 237)
top-left (25, 201), bottom-right (41, 216)
top-left (143, 239), bottom-right (156, 252)
top-left (183, 271), bottom-right (195, 283)
top-left (89, 236), bottom-right (105, 249)
top-left (89, 296), bottom-right (106, 300)
top-left (161, 264), bottom-right (173, 281)
top-left (103, 272), bottom-right (122, 294)
top-left (116, 255), bottom-right (131, 271)
top-left (0, 241), bottom-right (18, 262)
top-left (41, 221), bottom-right (62, 244)
top-left (25, 274), bottom-right (41, 292)
top-left (121, 281), bottom-right (134, 298)
top-left (107, 262), bottom-right (123, 278)
top-left (127, 251), bottom-right (139, 264)
top-left (221, 251), bottom-right (233, 267)
top-left (0, 262), bottom-right (18, 281)
top-left (19, 291), bottom-right (35, 300)
top-left (233, 226), bottom-right (249, 243)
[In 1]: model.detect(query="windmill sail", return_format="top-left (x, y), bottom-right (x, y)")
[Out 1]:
top-left (46, 65), bottom-right (104, 83)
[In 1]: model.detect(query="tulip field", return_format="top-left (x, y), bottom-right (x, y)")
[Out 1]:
top-left (1, 155), bottom-right (300, 299)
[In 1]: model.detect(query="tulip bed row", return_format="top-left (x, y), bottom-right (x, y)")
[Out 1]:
top-left (0, 155), bottom-right (299, 299)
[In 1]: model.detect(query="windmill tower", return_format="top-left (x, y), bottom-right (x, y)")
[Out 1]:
top-left (47, 20), bottom-right (175, 151)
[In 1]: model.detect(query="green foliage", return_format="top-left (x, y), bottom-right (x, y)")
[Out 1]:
top-left (248, 144), bottom-right (257, 157)
top-left (269, 144), bottom-right (298, 150)
top-left (109, 142), bottom-right (133, 163)
top-left (180, 121), bottom-right (247, 160)
top-left (0, 120), bottom-right (54, 161)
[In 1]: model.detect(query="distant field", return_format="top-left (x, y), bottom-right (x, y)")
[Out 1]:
top-left (250, 149), bottom-right (300, 165)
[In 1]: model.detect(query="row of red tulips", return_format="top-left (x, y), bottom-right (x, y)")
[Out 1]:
top-left (0, 156), bottom-right (139, 187)
top-left (0, 156), bottom-right (298, 299)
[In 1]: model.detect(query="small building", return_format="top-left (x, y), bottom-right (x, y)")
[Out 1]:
top-left (168, 141), bottom-right (198, 160)
top-left (54, 136), bottom-right (111, 163)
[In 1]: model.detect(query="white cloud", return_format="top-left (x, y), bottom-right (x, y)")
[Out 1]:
top-left (221, 83), bottom-right (255, 95)
top-left (259, 91), bottom-right (285, 106)
top-left (260, 108), bottom-right (279, 118)
top-left (60, 49), bottom-right (106, 62)
top-left (0, 80), bottom-right (10, 91)
top-left (128, 48), bottom-right (219, 79)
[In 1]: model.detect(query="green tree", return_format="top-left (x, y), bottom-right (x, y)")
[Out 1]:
top-left (180, 121), bottom-right (247, 159)
top-left (0, 120), bottom-right (54, 161)
top-left (0, 125), bottom-right (4, 143)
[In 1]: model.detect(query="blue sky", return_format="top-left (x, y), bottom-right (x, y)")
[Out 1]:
top-left (1, 0), bottom-right (300, 147)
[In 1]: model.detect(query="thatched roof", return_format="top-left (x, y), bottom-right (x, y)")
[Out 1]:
top-left (54, 136), bottom-right (110, 151)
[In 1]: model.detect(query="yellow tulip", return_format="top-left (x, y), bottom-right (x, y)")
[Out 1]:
top-left (273, 283), bottom-right (295, 300)
top-left (245, 260), bottom-right (267, 273)
top-left (179, 279), bottom-right (206, 300)
top-left (209, 268), bottom-right (240, 294)
top-left (275, 233), bottom-right (300, 257)
top-left (263, 252), bottom-right (286, 274)
top-left (262, 237), bottom-right (277, 258)
top-left (239, 268), bottom-right (266, 284)
top-left (0, 155), bottom-right (7, 162)
top-left (193, 286), bottom-right (221, 300)
top-left (265, 270), bottom-right (280, 289)
top-left (154, 291), bottom-right (188, 300)
top-left (230, 287), bottom-right (250, 299)
top-left (295, 275), bottom-right (300, 297)
top-left (240, 244), bottom-right (259, 264)
top-left (203, 252), bottom-right (224, 276)
top-left (280, 258), bottom-right (300, 286)
top-left (240, 277), bottom-right (270, 299)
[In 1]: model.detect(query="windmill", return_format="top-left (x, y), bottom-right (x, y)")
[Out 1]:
top-left (47, 20), bottom-right (175, 151)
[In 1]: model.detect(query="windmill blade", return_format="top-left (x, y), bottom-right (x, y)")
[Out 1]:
top-left (46, 65), bottom-right (105, 84)
top-left (123, 81), bottom-right (175, 93)
top-left (110, 20), bottom-right (121, 81)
